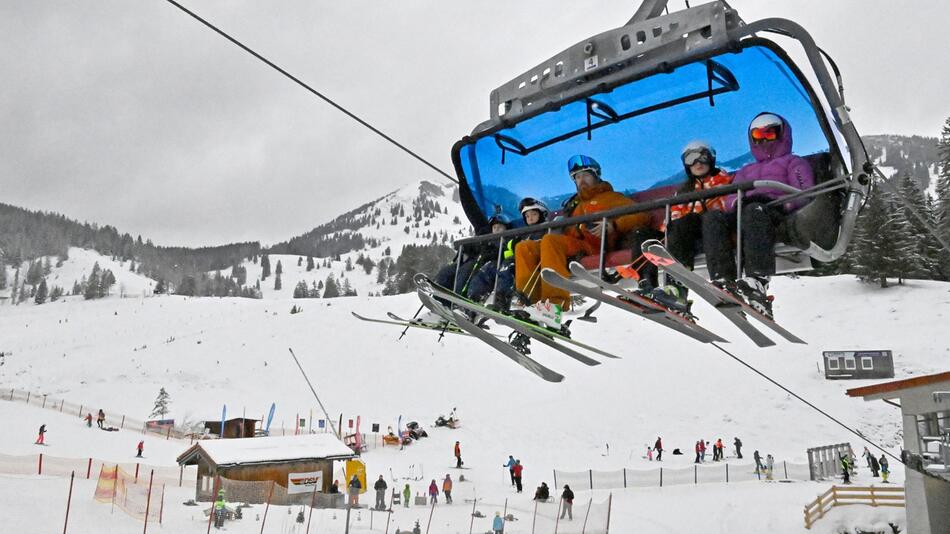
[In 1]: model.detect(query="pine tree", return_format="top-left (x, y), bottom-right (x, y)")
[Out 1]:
top-left (850, 182), bottom-right (913, 287)
top-left (293, 280), bottom-right (308, 298)
top-left (149, 387), bottom-right (171, 419)
top-left (323, 274), bottom-right (340, 298)
top-left (297, 257), bottom-right (303, 266)
top-left (34, 278), bottom-right (48, 304)
top-left (0, 264), bottom-right (6, 290)
top-left (275, 260), bottom-right (283, 276)
top-left (99, 269), bottom-right (116, 297)
top-left (936, 115), bottom-right (950, 277)
top-left (274, 272), bottom-right (282, 291)
top-left (306, 256), bottom-right (315, 272)
top-left (261, 255), bottom-right (271, 280)
top-left (49, 285), bottom-right (64, 302)
top-left (154, 279), bottom-right (167, 294)
top-left (895, 173), bottom-right (942, 279)
top-left (84, 263), bottom-right (101, 300)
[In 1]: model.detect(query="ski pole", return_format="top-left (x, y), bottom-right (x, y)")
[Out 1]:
top-left (398, 303), bottom-right (426, 340)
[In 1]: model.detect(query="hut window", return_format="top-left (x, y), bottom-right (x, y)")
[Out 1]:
top-left (844, 357), bottom-right (856, 370)
top-left (861, 357), bottom-right (873, 370)
top-left (827, 358), bottom-right (839, 370)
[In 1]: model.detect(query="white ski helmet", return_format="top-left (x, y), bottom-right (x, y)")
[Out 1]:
top-left (680, 140), bottom-right (716, 168)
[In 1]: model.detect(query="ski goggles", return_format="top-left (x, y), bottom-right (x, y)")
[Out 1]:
top-left (682, 150), bottom-right (711, 166)
top-left (567, 155), bottom-right (601, 177)
top-left (750, 125), bottom-right (782, 144)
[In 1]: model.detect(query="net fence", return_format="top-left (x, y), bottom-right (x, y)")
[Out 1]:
top-left (554, 460), bottom-right (809, 490)
top-left (93, 465), bottom-right (165, 522)
top-left (0, 452), bottom-right (196, 487)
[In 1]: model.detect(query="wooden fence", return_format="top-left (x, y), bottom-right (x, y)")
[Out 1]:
top-left (803, 485), bottom-right (904, 529)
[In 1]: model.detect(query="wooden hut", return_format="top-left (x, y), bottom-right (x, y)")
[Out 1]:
top-left (203, 417), bottom-right (259, 438)
top-left (177, 433), bottom-right (355, 506)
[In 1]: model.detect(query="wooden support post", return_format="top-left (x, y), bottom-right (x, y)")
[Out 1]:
top-left (60, 400), bottom-right (64, 412)
top-left (206, 476), bottom-right (219, 534)
top-left (784, 460), bottom-right (788, 480)
top-left (121, 415), bottom-right (125, 429)
top-left (38, 453), bottom-right (43, 475)
top-left (86, 458), bottom-right (92, 479)
top-left (531, 498), bottom-right (538, 534)
top-left (78, 404), bottom-right (82, 417)
top-left (307, 485), bottom-right (319, 534)
top-left (605, 493), bottom-right (613, 534)
top-left (554, 498), bottom-right (562, 534)
top-left (424, 500), bottom-right (435, 534)
top-left (659, 467), bottom-right (663, 487)
top-left (179, 465), bottom-right (184, 487)
top-left (159, 484), bottom-right (165, 524)
top-left (726, 462), bottom-right (729, 483)
top-left (135, 463), bottom-right (140, 483)
top-left (468, 493), bottom-right (476, 534)
top-left (694, 465), bottom-right (697, 484)
top-left (63, 471), bottom-right (75, 534)
top-left (42, 395), bottom-right (47, 409)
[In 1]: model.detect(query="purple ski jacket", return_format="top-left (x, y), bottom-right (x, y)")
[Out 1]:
top-left (726, 114), bottom-right (815, 213)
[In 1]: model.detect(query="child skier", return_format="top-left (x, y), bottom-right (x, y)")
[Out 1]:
top-left (35, 424), bottom-right (47, 445)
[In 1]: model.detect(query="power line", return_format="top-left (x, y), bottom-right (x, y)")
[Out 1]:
top-left (708, 342), bottom-right (904, 465)
top-left (162, 0), bottom-right (458, 185)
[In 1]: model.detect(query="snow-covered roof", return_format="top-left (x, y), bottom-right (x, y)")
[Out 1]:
top-left (177, 433), bottom-right (355, 467)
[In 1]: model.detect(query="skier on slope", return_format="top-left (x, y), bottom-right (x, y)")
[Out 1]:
top-left (402, 483), bottom-right (411, 507)
top-left (467, 197), bottom-right (549, 312)
top-left (97, 409), bottom-right (105, 429)
top-left (136, 440), bottom-right (144, 458)
top-left (454, 441), bottom-right (463, 468)
top-left (503, 455), bottom-right (517, 486)
top-left (442, 474), bottom-right (453, 504)
top-left (35, 424), bottom-right (47, 445)
top-left (879, 455), bottom-right (890, 483)
top-left (654, 437), bottom-right (663, 462)
top-left (723, 112), bottom-right (816, 318)
top-left (512, 460), bottom-right (524, 493)
top-left (513, 155), bottom-right (652, 316)
top-left (427, 479), bottom-right (439, 505)
top-left (734, 437), bottom-right (743, 459)
top-left (653, 141), bottom-right (735, 311)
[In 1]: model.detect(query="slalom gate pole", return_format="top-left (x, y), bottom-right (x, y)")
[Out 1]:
top-left (425, 500), bottom-right (435, 534)
top-left (260, 481), bottom-right (275, 534)
top-left (143, 470), bottom-right (154, 534)
top-left (582, 498), bottom-right (592, 534)
top-left (468, 490), bottom-right (476, 534)
top-left (288, 348), bottom-right (339, 438)
top-left (531, 498), bottom-right (538, 534)
top-left (605, 493), bottom-right (612, 533)
top-left (554, 498), bottom-right (562, 534)
top-left (63, 471), bottom-right (75, 534)
top-left (159, 485), bottom-right (165, 524)
top-left (503, 497), bottom-right (507, 518)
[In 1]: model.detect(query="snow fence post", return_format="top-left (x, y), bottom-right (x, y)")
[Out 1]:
top-left (166, 426), bottom-right (171, 440)
top-left (582, 497), bottom-right (592, 534)
top-left (120, 415), bottom-right (125, 429)
top-left (179, 465), bottom-right (183, 487)
top-left (87, 458), bottom-right (92, 479)
top-left (143, 470), bottom-right (154, 534)
top-left (553, 469), bottom-right (557, 489)
top-left (726, 463), bottom-right (729, 483)
top-left (159, 484), bottom-right (165, 524)
top-left (605, 493), bottom-right (612, 534)
top-left (63, 471), bottom-right (75, 534)
top-left (206, 476), bottom-right (219, 534)
top-left (554, 498), bottom-right (562, 534)
top-left (424, 499), bottom-right (435, 534)
top-left (694, 465), bottom-right (697, 484)
top-left (659, 467), bottom-right (663, 487)
top-left (589, 469), bottom-right (593, 490)
top-left (78, 404), bottom-right (82, 417)
top-left (135, 463), bottom-right (140, 483)
top-left (307, 484), bottom-right (318, 534)
top-left (784, 460), bottom-right (788, 480)
top-left (60, 400), bottom-right (64, 412)
top-left (38, 453), bottom-right (43, 475)
top-left (260, 480), bottom-right (275, 534)
top-left (42, 395), bottom-right (47, 409)
top-left (26, 391), bottom-right (30, 404)
top-left (623, 468), bottom-right (627, 488)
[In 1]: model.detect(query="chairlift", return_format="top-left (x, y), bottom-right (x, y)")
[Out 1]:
top-left (450, 0), bottom-right (872, 274)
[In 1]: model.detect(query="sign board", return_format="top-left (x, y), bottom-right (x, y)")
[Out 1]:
top-left (287, 471), bottom-right (323, 494)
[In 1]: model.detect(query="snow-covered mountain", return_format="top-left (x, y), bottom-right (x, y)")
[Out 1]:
top-left (250, 179), bottom-right (471, 298)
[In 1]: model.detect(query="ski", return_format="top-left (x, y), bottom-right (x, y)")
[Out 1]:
top-left (542, 265), bottom-right (726, 344)
top-left (415, 286), bottom-right (565, 382)
top-left (417, 275), bottom-right (621, 361)
top-left (386, 312), bottom-right (505, 339)
top-left (567, 262), bottom-right (727, 343)
top-left (641, 240), bottom-right (805, 345)
top-left (351, 311), bottom-right (477, 337)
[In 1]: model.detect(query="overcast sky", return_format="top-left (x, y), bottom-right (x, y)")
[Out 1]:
top-left (2, 1), bottom-right (947, 247)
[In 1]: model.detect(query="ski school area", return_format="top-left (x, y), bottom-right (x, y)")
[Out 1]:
top-left (0, 375), bottom-right (909, 534)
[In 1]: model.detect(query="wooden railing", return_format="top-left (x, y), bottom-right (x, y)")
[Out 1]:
top-left (804, 485), bottom-right (904, 529)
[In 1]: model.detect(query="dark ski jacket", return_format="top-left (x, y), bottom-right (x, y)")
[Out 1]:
top-left (561, 487), bottom-right (574, 503)
top-left (374, 478), bottom-right (387, 491)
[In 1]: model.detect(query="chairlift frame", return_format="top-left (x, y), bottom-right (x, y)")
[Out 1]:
top-left (448, 0), bottom-right (872, 276)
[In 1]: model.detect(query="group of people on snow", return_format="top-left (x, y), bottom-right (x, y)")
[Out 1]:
top-left (428, 112), bottom-right (814, 322)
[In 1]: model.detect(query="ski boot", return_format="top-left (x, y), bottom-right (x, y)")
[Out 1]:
top-left (649, 284), bottom-right (692, 315)
top-left (736, 276), bottom-right (774, 319)
top-left (414, 310), bottom-right (448, 326)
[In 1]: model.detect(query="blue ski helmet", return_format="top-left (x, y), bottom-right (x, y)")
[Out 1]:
top-left (567, 155), bottom-right (601, 178)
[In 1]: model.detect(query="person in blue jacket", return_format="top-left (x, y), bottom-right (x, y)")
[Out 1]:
top-left (492, 511), bottom-right (505, 533)
top-left (503, 455), bottom-right (517, 486)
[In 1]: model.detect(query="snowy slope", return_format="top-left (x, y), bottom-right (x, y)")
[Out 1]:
top-left (1, 271), bottom-right (945, 531)
top-left (1, 246), bottom-right (156, 303)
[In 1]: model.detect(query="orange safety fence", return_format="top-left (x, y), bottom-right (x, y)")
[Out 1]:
top-left (94, 465), bottom-right (165, 523)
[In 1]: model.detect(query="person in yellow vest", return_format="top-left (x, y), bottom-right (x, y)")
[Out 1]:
top-left (213, 489), bottom-right (227, 528)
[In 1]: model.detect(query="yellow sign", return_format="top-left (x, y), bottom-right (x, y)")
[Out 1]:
top-left (345, 459), bottom-right (367, 494)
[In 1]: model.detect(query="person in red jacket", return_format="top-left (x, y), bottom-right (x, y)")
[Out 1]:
top-left (428, 480), bottom-right (439, 505)
top-left (655, 141), bottom-right (735, 310)
top-left (454, 441), bottom-right (462, 468)
top-left (512, 460), bottom-right (524, 493)
top-left (136, 440), bottom-right (144, 458)
top-left (654, 437), bottom-right (663, 462)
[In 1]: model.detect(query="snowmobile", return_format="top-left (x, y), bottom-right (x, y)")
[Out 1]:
top-left (411, 0), bottom-right (876, 376)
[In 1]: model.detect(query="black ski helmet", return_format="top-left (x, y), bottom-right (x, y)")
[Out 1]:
top-left (487, 212), bottom-right (512, 228)
top-left (517, 197), bottom-right (549, 224)
top-left (680, 140), bottom-right (716, 175)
